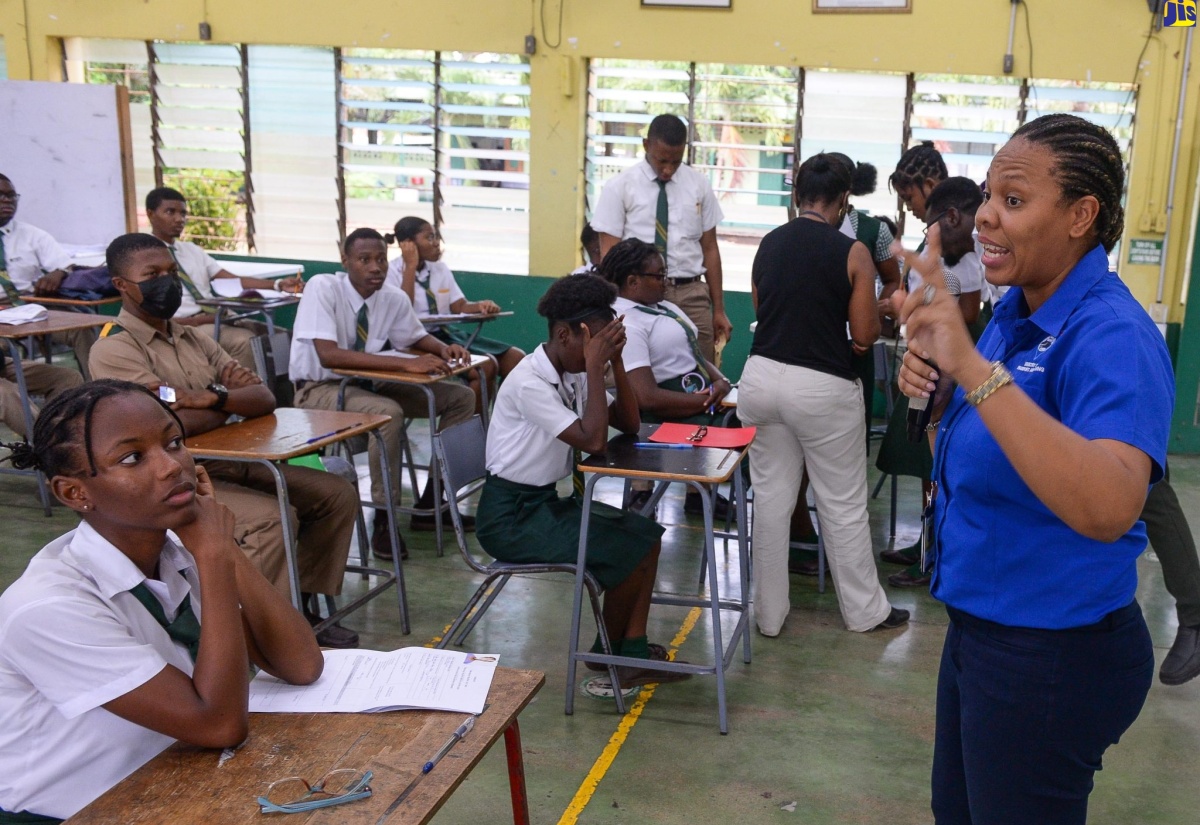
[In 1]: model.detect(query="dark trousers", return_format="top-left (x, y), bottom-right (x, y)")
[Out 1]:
top-left (932, 602), bottom-right (1153, 825)
top-left (1143, 474), bottom-right (1200, 627)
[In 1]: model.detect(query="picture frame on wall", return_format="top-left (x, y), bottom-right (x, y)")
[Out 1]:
top-left (642, 0), bottom-right (732, 8)
top-left (813, 0), bottom-right (911, 12)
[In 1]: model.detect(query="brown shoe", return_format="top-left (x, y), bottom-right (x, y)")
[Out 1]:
top-left (410, 511), bottom-right (475, 532)
top-left (887, 563), bottom-right (930, 588)
top-left (371, 512), bottom-right (408, 561)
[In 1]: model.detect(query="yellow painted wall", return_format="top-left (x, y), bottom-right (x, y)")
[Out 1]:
top-left (0, 0), bottom-right (1197, 320)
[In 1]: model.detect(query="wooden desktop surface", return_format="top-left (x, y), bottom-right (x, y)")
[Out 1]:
top-left (0, 310), bottom-right (109, 339)
top-left (67, 666), bottom-right (545, 825)
top-left (185, 409), bottom-right (391, 461)
top-left (579, 424), bottom-right (749, 484)
top-left (333, 353), bottom-right (491, 386)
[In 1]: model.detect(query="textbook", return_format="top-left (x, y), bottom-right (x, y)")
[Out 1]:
top-left (248, 647), bottom-right (499, 715)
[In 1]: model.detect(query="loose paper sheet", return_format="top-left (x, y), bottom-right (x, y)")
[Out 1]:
top-left (248, 648), bottom-right (498, 714)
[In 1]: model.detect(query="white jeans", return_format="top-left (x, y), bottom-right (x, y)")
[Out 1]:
top-left (738, 355), bottom-right (891, 634)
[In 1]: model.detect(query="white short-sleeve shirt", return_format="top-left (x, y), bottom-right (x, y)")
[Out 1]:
top-left (0, 220), bottom-right (72, 291)
top-left (485, 344), bottom-right (612, 487)
top-left (384, 259), bottom-right (466, 320)
top-left (615, 296), bottom-right (700, 384)
top-left (590, 160), bottom-right (723, 281)
top-left (946, 249), bottom-right (984, 294)
top-left (0, 522), bottom-right (200, 820)
top-left (167, 239), bottom-right (226, 318)
top-left (289, 272), bottom-right (430, 383)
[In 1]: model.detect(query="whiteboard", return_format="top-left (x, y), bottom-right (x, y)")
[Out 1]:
top-left (0, 81), bottom-right (135, 246)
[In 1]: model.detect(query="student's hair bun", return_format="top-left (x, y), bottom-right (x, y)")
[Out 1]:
top-left (382, 233), bottom-right (396, 245)
top-left (1, 440), bottom-right (40, 472)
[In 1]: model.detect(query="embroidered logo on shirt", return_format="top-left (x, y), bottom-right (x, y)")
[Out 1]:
top-left (1016, 361), bottom-right (1045, 374)
top-left (1037, 335), bottom-right (1056, 353)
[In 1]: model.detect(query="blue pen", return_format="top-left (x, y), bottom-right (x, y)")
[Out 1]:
top-left (634, 442), bottom-right (693, 449)
top-left (422, 716), bottom-right (475, 774)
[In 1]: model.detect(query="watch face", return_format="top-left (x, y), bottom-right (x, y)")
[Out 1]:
top-left (211, 384), bottom-right (228, 394)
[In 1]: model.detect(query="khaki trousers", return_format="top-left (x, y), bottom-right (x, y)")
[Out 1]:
top-left (737, 355), bottom-right (891, 634)
top-left (203, 460), bottom-right (358, 600)
top-left (294, 378), bottom-right (475, 507)
top-left (664, 277), bottom-right (715, 363)
top-left (1, 362), bottom-right (84, 437)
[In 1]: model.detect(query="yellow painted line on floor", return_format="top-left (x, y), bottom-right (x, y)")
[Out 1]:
top-left (555, 606), bottom-right (704, 825)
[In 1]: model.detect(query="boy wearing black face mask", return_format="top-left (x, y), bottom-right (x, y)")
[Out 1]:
top-left (88, 233), bottom-right (362, 649)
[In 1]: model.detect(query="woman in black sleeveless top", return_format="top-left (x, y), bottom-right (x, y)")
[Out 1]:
top-left (738, 153), bottom-right (907, 638)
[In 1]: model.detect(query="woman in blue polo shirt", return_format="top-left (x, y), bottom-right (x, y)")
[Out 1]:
top-left (895, 114), bottom-right (1173, 824)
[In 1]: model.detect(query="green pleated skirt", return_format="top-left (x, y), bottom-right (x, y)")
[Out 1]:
top-left (875, 394), bottom-right (934, 481)
top-left (475, 474), bottom-right (664, 591)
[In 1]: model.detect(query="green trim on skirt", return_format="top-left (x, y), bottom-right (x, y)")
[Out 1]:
top-left (475, 474), bottom-right (664, 591)
top-left (432, 326), bottom-right (514, 357)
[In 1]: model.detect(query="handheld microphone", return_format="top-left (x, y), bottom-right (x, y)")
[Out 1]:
top-left (906, 357), bottom-right (937, 443)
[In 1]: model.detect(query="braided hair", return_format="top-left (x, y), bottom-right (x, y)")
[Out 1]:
top-left (537, 274), bottom-right (616, 334)
top-left (889, 141), bottom-right (948, 192)
top-left (1, 380), bottom-right (184, 479)
top-left (1010, 114), bottom-right (1126, 252)
top-left (597, 238), bottom-right (663, 289)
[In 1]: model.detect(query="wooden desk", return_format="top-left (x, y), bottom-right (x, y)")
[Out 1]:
top-left (67, 666), bottom-right (545, 825)
top-left (332, 354), bottom-right (491, 554)
top-left (185, 408), bottom-right (411, 634)
top-left (566, 424), bottom-right (753, 733)
top-left (422, 310), bottom-right (514, 349)
top-left (0, 311), bottom-right (108, 514)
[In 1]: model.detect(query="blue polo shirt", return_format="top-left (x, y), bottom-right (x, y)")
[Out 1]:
top-left (930, 245), bottom-right (1174, 629)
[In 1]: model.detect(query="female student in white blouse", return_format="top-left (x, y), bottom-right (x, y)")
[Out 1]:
top-left (0, 380), bottom-right (322, 823)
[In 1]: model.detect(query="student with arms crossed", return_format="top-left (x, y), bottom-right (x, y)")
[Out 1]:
top-left (476, 275), bottom-right (689, 689)
top-left (385, 216), bottom-right (525, 412)
top-left (0, 380), bottom-right (323, 823)
top-left (89, 233), bottom-right (360, 648)
top-left (290, 228), bottom-right (476, 558)
top-left (144, 187), bottom-right (304, 370)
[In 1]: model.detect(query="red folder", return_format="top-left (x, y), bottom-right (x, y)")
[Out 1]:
top-left (648, 423), bottom-right (756, 449)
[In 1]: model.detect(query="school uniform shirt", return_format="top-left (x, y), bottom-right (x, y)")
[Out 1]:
top-left (485, 344), bottom-right (612, 487)
top-left (615, 296), bottom-right (700, 384)
top-left (0, 219), bottom-right (72, 291)
top-left (89, 307), bottom-right (234, 391)
top-left (930, 245), bottom-right (1174, 629)
top-left (384, 258), bottom-right (465, 319)
top-left (289, 272), bottom-right (429, 384)
top-left (0, 522), bottom-right (199, 820)
top-left (167, 239), bottom-right (226, 318)
top-left (590, 159), bottom-right (723, 280)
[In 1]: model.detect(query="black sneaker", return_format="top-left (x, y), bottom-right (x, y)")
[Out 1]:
top-left (869, 606), bottom-right (910, 632)
top-left (1160, 624), bottom-right (1200, 686)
